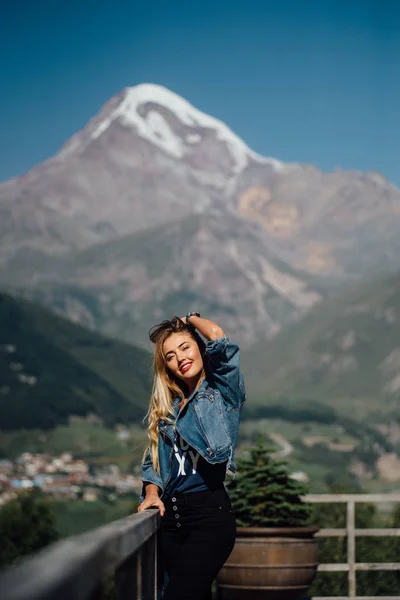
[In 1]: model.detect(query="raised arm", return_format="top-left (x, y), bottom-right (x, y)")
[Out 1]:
top-left (182, 315), bottom-right (224, 341)
top-left (184, 315), bottom-right (246, 411)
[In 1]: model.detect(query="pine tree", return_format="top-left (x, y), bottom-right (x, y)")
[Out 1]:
top-left (228, 437), bottom-right (312, 527)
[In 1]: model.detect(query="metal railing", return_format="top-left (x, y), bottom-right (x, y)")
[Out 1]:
top-left (1, 494), bottom-right (400, 600)
top-left (0, 509), bottom-right (160, 600)
top-left (305, 493), bottom-right (400, 600)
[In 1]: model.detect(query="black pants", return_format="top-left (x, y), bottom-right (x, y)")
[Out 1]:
top-left (159, 487), bottom-right (236, 600)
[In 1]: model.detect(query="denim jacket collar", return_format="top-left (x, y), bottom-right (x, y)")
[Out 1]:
top-left (171, 377), bottom-right (207, 410)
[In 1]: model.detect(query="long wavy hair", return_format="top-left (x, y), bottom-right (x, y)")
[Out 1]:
top-left (142, 317), bottom-right (207, 473)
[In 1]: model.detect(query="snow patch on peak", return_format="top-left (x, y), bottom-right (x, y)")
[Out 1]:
top-left (186, 133), bottom-right (201, 144)
top-left (90, 83), bottom-right (284, 173)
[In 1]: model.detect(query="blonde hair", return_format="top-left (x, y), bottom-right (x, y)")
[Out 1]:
top-left (142, 318), bottom-right (206, 473)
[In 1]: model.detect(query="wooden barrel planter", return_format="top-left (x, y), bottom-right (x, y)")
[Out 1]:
top-left (216, 525), bottom-right (319, 600)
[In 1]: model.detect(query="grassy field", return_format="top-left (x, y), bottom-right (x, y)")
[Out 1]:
top-left (0, 421), bottom-right (148, 472)
top-left (1, 410), bottom-right (397, 495)
top-left (235, 416), bottom-right (399, 493)
top-left (238, 418), bottom-right (357, 446)
top-left (1, 415), bottom-right (397, 493)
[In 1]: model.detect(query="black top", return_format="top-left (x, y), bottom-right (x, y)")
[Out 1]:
top-left (164, 428), bottom-right (227, 499)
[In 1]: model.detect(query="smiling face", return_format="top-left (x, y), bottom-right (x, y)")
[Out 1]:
top-left (162, 331), bottom-right (204, 392)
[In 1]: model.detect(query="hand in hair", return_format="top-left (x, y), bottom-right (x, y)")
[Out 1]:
top-left (180, 315), bottom-right (224, 341)
top-left (149, 315), bottom-right (223, 343)
top-left (149, 317), bottom-right (186, 343)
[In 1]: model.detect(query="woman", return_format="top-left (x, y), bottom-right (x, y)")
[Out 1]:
top-left (138, 313), bottom-right (246, 600)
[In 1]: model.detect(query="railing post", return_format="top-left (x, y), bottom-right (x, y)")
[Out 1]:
top-left (141, 534), bottom-right (157, 600)
top-left (115, 551), bottom-right (139, 599)
top-left (347, 499), bottom-right (356, 598)
top-left (89, 583), bottom-right (103, 600)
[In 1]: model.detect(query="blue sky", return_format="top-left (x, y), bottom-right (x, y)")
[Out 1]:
top-left (1, 0), bottom-right (399, 184)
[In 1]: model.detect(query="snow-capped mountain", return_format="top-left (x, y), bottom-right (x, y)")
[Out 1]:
top-left (0, 84), bottom-right (290, 263)
top-left (1, 83), bottom-right (400, 347)
top-left (59, 84), bottom-right (284, 175)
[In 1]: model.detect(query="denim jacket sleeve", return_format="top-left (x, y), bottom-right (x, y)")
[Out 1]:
top-left (205, 334), bottom-right (247, 411)
top-left (140, 447), bottom-right (163, 503)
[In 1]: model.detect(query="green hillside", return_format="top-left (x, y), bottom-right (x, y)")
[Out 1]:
top-left (239, 274), bottom-right (400, 490)
top-left (0, 294), bottom-right (152, 430)
top-left (242, 271), bottom-right (400, 419)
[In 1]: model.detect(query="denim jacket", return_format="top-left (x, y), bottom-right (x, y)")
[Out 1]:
top-left (140, 335), bottom-right (246, 503)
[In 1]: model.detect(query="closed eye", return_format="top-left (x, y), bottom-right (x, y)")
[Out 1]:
top-left (165, 343), bottom-right (191, 361)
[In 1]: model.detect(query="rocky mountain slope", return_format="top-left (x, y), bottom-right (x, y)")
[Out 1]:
top-left (0, 293), bottom-right (152, 430)
top-left (1, 84), bottom-right (400, 347)
top-left (236, 167), bottom-right (400, 279)
top-left (242, 270), bottom-right (400, 419)
top-left (4, 213), bottom-right (320, 346)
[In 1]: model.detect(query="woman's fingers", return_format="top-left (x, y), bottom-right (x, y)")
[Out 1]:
top-left (137, 498), bottom-right (152, 512)
top-left (138, 496), bottom-right (166, 516)
top-left (157, 499), bottom-right (166, 516)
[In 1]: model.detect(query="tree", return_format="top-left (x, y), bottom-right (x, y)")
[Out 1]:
top-left (227, 437), bottom-right (312, 527)
top-left (0, 489), bottom-right (59, 567)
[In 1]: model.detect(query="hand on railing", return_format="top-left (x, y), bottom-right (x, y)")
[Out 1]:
top-left (138, 494), bottom-right (166, 516)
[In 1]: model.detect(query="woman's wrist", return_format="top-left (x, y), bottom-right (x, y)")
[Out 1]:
top-left (185, 312), bottom-right (200, 327)
top-left (144, 483), bottom-right (160, 498)
top-left (184, 315), bottom-right (224, 341)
